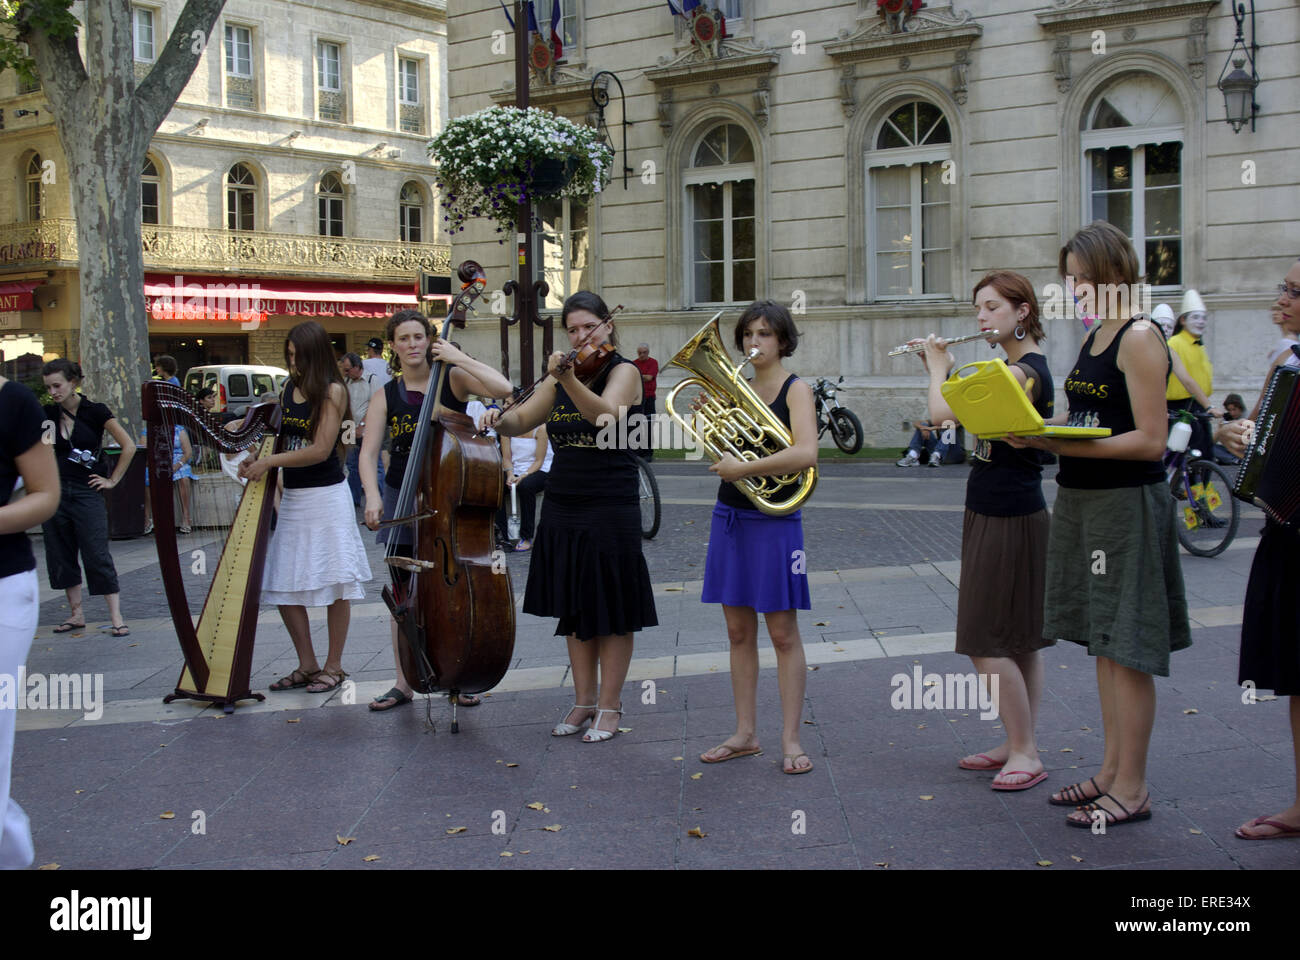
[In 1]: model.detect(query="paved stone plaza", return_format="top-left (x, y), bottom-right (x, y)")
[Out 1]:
top-left (11, 461), bottom-right (1296, 870)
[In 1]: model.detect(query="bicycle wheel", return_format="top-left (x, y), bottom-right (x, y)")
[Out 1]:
top-left (1176, 459), bottom-right (1239, 557)
top-left (636, 458), bottom-right (661, 540)
top-left (829, 408), bottom-right (864, 454)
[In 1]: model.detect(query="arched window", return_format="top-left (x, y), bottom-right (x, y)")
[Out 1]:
top-left (25, 153), bottom-right (44, 222)
top-left (318, 172), bottom-right (344, 237)
top-left (399, 181), bottom-right (423, 243)
top-left (226, 163), bottom-right (256, 231)
top-left (142, 155), bottom-right (161, 225)
top-left (684, 123), bottom-right (755, 305)
top-left (1082, 74), bottom-right (1183, 286)
top-left (865, 100), bottom-right (952, 298)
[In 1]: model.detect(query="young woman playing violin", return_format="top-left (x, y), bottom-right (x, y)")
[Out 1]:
top-left (361, 309), bottom-right (513, 712)
top-left (482, 291), bottom-right (657, 742)
top-left (697, 300), bottom-right (819, 775)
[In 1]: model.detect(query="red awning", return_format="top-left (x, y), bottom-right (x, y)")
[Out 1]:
top-left (0, 281), bottom-right (41, 312)
top-left (144, 274), bottom-right (418, 321)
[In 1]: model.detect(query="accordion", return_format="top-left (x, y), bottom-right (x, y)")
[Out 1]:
top-left (1232, 365), bottom-right (1298, 528)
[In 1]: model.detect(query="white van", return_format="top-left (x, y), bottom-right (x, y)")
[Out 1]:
top-left (182, 364), bottom-right (288, 415)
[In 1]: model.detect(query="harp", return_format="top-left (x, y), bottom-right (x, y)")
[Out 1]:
top-left (142, 381), bottom-right (282, 713)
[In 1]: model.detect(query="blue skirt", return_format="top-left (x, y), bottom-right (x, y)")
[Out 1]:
top-left (701, 504), bottom-right (810, 612)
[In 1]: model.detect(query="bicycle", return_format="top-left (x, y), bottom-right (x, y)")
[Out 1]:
top-left (635, 457), bottom-right (661, 540)
top-left (813, 376), bottom-right (864, 454)
top-left (1164, 410), bottom-right (1239, 557)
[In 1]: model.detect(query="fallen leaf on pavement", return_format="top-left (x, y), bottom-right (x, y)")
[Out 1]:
top-left (1070, 855), bottom-right (1083, 862)
top-left (1183, 709), bottom-right (1198, 715)
top-left (159, 811), bottom-right (176, 820)
top-left (1060, 748), bottom-right (1073, 753)
top-left (287, 718), bottom-right (301, 723)
top-left (543, 825), bottom-right (562, 832)
top-left (37, 863), bottom-right (59, 870)
top-left (1189, 828), bottom-right (1203, 835)
top-left (665, 587), bottom-right (682, 592)
top-left (1036, 860), bottom-right (1053, 867)
top-left (500, 851), bottom-right (513, 857)
top-left (672, 756), bottom-right (683, 762)
top-left (446, 827), bottom-right (468, 835)
top-left (526, 802), bottom-right (545, 811)
top-left (690, 773), bottom-right (703, 780)
top-left (919, 795), bottom-right (934, 801)
top-left (687, 827), bottom-right (706, 838)
top-left (74, 790), bottom-right (83, 795)
top-left (874, 862), bottom-right (889, 868)
top-left (506, 763), bottom-right (518, 768)
top-left (618, 727), bottom-right (631, 733)
top-left (337, 835), bottom-right (355, 845)
top-left (363, 855), bottom-right (380, 862)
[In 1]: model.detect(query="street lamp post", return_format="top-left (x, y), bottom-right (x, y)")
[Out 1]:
top-left (500, 0), bottom-right (553, 391)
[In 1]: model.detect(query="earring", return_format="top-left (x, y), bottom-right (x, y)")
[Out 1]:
top-left (1014, 324), bottom-right (1026, 341)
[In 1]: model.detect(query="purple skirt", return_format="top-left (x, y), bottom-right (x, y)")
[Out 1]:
top-left (701, 504), bottom-right (810, 612)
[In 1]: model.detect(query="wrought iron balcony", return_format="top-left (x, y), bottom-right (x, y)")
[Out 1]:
top-left (0, 218), bottom-right (450, 280)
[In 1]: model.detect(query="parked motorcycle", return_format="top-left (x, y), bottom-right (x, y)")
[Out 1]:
top-left (813, 376), bottom-right (864, 454)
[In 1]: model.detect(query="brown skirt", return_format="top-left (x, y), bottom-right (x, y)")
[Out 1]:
top-left (955, 508), bottom-right (1054, 658)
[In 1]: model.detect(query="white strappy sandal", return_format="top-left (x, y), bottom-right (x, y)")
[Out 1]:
top-left (552, 704), bottom-right (596, 736)
top-left (582, 706), bottom-right (623, 743)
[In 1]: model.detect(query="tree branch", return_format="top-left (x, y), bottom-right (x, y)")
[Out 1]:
top-left (135, 0), bottom-right (226, 135)
top-left (19, 6), bottom-right (87, 115)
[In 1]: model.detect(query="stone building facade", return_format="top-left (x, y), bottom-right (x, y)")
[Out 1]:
top-left (447, 0), bottom-right (1300, 447)
top-left (0, 0), bottom-right (451, 378)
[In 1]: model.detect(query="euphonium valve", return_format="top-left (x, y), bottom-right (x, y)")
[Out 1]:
top-left (665, 312), bottom-right (818, 516)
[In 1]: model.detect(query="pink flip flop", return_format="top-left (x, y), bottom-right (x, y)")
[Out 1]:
top-left (958, 753), bottom-right (1003, 771)
top-left (1235, 816), bottom-right (1300, 840)
top-left (991, 770), bottom-right (1048, 792)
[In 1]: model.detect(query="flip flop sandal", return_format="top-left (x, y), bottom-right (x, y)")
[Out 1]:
top-left (109, 625), bottom-right (131, 637)
top-left (1235, 816), bottom-right (1300, 840)
top-left (1049, 776), bottom-right (1103, 807)
top-left (269, 668), bottom-right (318, 692)
top-left (1066, 793), bottom-right (1151, 828)
top-left (369, 687), bottom-right (413, 711)
top-left (53, 621), bottom-right (86, 634)
top-left (992, 770), bottom-right (1048, 792)
top-left (958, 753), bottom-right (1003, 771)
top-left (700, 744), bottom-right (762, 764)
top-left (456, 694), bottom-right (483, 707)
top-left (782, 754), bottom-right (814, 775)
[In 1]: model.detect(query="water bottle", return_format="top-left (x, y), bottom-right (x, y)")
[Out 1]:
top-left (1167, 410), bottom-right (1193, 453)
top-left (507, 481), bottom-right (521, 541)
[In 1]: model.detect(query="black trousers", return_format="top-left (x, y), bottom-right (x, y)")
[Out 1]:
top-left (497, 470), bottom-right (548, 542)
top-left (42, 481), bottom-right (120, 595)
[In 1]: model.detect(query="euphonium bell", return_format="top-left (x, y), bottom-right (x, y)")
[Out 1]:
top-left (665, 312), bottom-right (818, 516)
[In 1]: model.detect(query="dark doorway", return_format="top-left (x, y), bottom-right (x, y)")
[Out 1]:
top-left (149, 334), bottom-right (248, 380)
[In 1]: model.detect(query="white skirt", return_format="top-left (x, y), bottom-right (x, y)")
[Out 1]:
top-left (262, 481), bottom-right (372, 606)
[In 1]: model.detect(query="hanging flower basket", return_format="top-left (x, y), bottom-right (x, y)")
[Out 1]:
top-left (429, 106), bottom-right (613, 239)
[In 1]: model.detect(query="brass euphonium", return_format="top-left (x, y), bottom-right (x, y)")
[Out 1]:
top-left (665, 312), bottom-right (818, 516)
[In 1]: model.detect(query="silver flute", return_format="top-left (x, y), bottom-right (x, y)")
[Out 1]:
top-left (887, 329), bottom-right (999, 358)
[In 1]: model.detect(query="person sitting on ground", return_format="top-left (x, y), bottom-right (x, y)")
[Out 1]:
top-left (897, 419), bottom-right (948, 467)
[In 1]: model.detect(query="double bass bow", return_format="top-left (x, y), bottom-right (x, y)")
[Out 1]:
top-left (381, 260), bottom-right (516, 732)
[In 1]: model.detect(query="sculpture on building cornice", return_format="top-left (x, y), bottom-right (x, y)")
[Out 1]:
top-left (838, 3), bottom-right (975, 43)
top-left (878, 0), bottom-right (925, 34)
top-left (667, 1), bottom-right (728, 60)
top-left (1053, 35), bottom-right (1072, 92)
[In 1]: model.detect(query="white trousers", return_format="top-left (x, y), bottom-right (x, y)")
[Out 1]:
top-left (0, 569), bottom-right (37, 868)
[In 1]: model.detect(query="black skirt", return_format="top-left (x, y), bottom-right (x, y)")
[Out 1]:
top-left (522, 490), bottom-right (657, 641)
top-left (1238, 519), bottom-right (1300, 695)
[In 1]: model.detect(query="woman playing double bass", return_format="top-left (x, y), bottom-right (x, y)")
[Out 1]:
top-left (482, 291), bottom-right (657, 742)
top-left (361, 309), bottom-right (513, 712)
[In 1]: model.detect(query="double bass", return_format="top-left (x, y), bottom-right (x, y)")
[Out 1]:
top-left (381, 261), bottom-right (515, 731)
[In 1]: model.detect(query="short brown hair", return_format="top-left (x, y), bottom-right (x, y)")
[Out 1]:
top-left (1058, 220), bottom-right (1142, 289)
top-left (971, 271), bottom-right (1044, 342)
top-left (733, 300), bottom-right (799, 358)
top-left (384, 309), bottom-right (431, 373)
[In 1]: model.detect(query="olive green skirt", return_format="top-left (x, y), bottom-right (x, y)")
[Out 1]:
top-left (1043, 482), bottom-right (1191, 676)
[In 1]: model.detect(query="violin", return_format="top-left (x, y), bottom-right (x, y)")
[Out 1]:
top-left (381, 260), bottom-right (515, 732)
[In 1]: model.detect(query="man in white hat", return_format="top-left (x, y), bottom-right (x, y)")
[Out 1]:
top-left (1151, 302), bottom-right (1177, 339)
top-left (1166, 289), bottom-right (1216, 459)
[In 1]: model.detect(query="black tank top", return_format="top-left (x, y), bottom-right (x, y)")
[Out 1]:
top-left (384, 367), bottom-right (467, 489)
top-left (966, 352), bottom-right (1054, 517)
top-left (717, 373), bottom-right (800, 512)
top-left (279, 384), bottom-right (345, 489)
top-left (544, 354), bottom-right (642, 501)
top-left (1058, 316), bottom-right (1167, 489)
